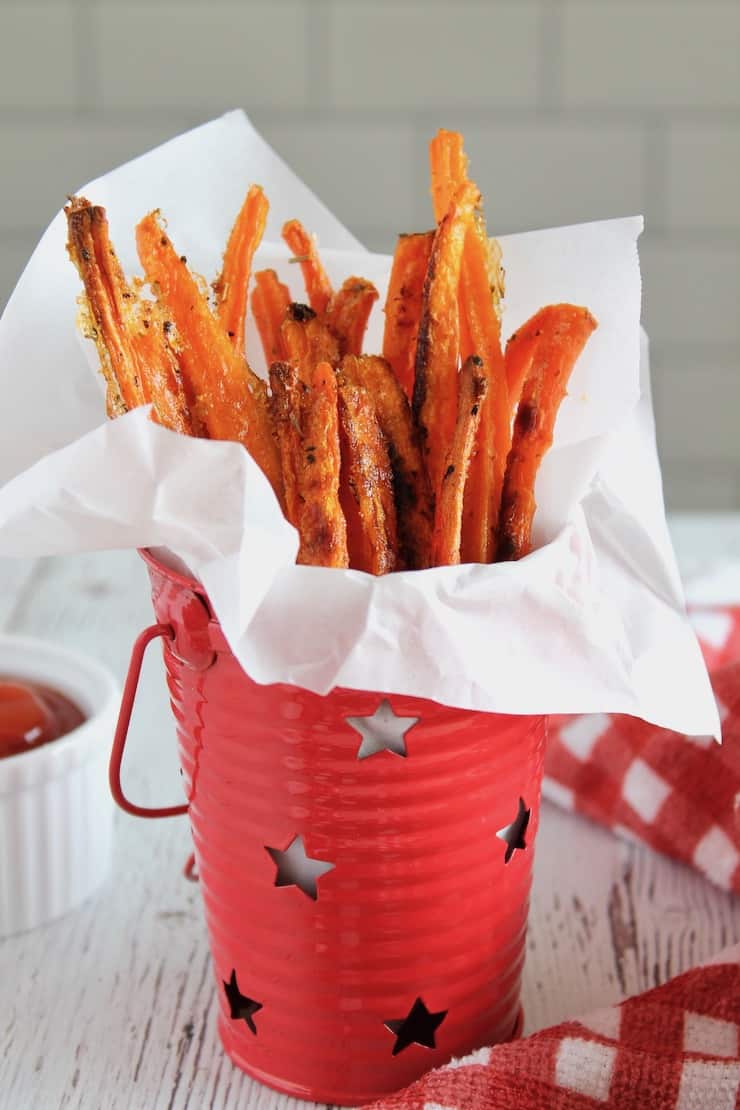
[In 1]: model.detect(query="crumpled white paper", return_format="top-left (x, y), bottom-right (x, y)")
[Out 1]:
top-left (0, 111), bottom-right (718, 737)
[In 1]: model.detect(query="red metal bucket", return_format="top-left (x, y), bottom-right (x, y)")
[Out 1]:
top-left (111, 550), bottom-right (547, 1105)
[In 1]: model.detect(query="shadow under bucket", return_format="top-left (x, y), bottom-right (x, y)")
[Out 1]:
top-left (111, 550), bottom-right (547, 1105)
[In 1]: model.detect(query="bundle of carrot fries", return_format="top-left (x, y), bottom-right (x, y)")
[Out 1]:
top-left (65, 130), bottom-right (596, 572)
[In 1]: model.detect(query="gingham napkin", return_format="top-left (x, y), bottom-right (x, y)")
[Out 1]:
top-left (366, 607), bottom-right (740, 1110)
top-left (544, 606), bottom-right (740, 894)
top-left (367, 945), bottom-right (740, 1109)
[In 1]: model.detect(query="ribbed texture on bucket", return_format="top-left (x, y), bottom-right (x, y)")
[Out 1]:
top-left (147, 558), bottom-right (546, 1105)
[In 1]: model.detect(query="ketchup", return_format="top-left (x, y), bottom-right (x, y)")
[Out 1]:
top-left (0, 676), bottom-right (86, 759)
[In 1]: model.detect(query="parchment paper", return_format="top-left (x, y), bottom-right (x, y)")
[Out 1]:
top-left (0, 111), bottom-right (718, 738)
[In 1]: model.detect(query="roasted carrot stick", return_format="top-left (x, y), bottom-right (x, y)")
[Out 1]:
top-left (66, 198), bottom-right (195, 434)
top-left (65, 197), bottom-right (144, 416)
top-left (497, 305), bottom-right (598, 561)
top-left (429, 129), bottom-right (468, 224)
top-left (326, 277), bottom-right (379, 357)
top-left (136, 211), bottom-right (283, 503)
top-left (282, 219), bottom-right (333, 316)
top-left (130, 298), bottom-right (194, 435)
top-left (428, 128), bottom-right (507, 563)
top-left (458, 228), bottom-right (509, 563)
top-left (252, 269), bottom-right (290, 365)
top-left (382, 232), bottom-right (434, 402)
top-left (281, 303), bottom-right (339, 383)
top-left (341, 355), bottom-right (433, 570)
top-left (269, 361), bottom-right (304, 528)
top-left (296, 362), bottom-right (348, 568)
top-left (337, 378), bottom-right (398, 575)
top-left (432, 356), bottom-right (487, 567)
top-left (214, 185), bottom-right (268, 353)
top-left (504, 306), bottom-right (556, 410)
top-left (413, 180), bottom-right (478, 497)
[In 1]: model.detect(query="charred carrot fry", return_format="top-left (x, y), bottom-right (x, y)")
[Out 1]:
top-left (214, 185), bottom-right (268, 353)
top-left (65, 197), bottom-right (144, 415)
top-left (458, 229), bottom-right (509, 563)
top-left (252, 269), bottom-right (290, 365)
top-left (382, 232), bottom-right (434, 401)
top-left (326, 277), bottom-right (379, 357)
top-left (136, 211), bottom-right (283, 503)
top-left (296, 363), bottom-right (348, 568)
top-left (282, 219), bottom-right (333, 316)
top-left (269, 361), bottom-right (304, 528)
top-left (341, 355), bottom-right (432, 570)
top-left (337, 378), bottom-right (398, 575)
top-left (432, 356), bottom-right (487, 567)
top-left (66, 198), bottom-right (195, 434)
top-left (281, 303), bottom-right (339, 383)
top-left (413, 180), bottom-right (478, 497)
top-left (429, 129), bottom-right (507, 563)
top-left (497, 305), bottom-right (598, 562)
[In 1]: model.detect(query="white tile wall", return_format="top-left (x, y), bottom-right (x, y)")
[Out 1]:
top-left (562, 2), bottom-right (740, 109)
top-left (327, 2), bottom-right (541, 109)
top-left (0, 5), bottom-right (80, 110)
top-left (665, 124), bottom-right (740, 231)
top-left (93, 4), bottom-right (310, 109)
top-left (0, 0), bottom-right (737, 509)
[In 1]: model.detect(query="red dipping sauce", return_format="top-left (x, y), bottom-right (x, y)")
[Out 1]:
top-left (0, 676), bottom-right (86, 759)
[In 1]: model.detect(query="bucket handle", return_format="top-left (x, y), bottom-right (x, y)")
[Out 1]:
top-left (109, 622), bottom-right (189, 819)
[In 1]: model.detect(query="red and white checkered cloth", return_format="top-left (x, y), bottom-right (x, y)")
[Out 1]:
top-left (544, 605), bottom-right (740, 893)
top-left (367, 945), bottom-right (740, 1109)
top-left (365, 606), bottom-right (740, 1109)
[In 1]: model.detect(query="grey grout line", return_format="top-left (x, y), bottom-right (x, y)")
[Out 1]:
top-left (0, 105), bottom-right (739, 127)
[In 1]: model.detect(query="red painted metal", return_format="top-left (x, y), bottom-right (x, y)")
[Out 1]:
top-left (120, 549), bottom-right (547, 1105)
top-left (109, 621), bottom-right (189, 819)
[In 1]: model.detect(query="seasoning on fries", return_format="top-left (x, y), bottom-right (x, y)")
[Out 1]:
top-left (65, 131), bottom-right (597, 573)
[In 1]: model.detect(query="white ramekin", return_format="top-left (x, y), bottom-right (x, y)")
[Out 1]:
top-left (0, 635), bottom-right (119, 937)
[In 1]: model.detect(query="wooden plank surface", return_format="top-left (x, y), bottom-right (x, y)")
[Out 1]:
top-left (1, 516), bottom-right (739, 1109)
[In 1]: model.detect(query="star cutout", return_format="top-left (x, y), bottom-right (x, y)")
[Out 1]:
top-left (496, 797), bottom-right (531, 863)
top-left (385, 997), bottom-right (447, 1056)
top-left (346, 698), bottom-right (419, 760)
top-left (223, 969), bottom-right (262, 1034)
top-left (265, 834), bottom-right (335, 900)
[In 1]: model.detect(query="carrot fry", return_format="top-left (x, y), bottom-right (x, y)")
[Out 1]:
top-left (130, 299), bottom-right (194, 435)
top-left (337, 377), bottom-right (398, 575)
top-left (413, 180), bottom-right (478, 497)
top-left (432, 356), bottom-right (487, 567)
top-left (504, 306), bottom-right (557, 410)
top-left (252, 269), bottom-right (290, 365)
top-left (429, 129), bottom-right (468, 224)
top-left (281, 303), bottom-right (339, 383)
top-left (282, 219), bottom-right (333, 316)
top-left (65, 197), bottom-right (144, 416)
top-left (136, 211), bottom-right (283, 503)
top-left (341, 355), bottom-right (432, 570)
top-left (214, 185), bottom-right (268, 353)
top-left (382, 232), bottom-right (434, 402)
top-left (429, 129), bottom-right (507, 563)
top-left (326, 277), bottom-right (379, 357)
top-left (296, 363), bottom-right (348, 568)
top-left (458, 229), bottom-right (509, 563)
top-left (497, 305), bottom-right (598, 562)
top-left (268, 361), bottom-right (304, 528)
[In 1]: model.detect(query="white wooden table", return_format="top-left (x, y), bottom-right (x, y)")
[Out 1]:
top-left (1, 513), bottom-right (739, 1109)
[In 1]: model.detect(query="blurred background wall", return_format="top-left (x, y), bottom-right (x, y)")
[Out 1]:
top-left (0, 0), bottom-right (737, 509)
